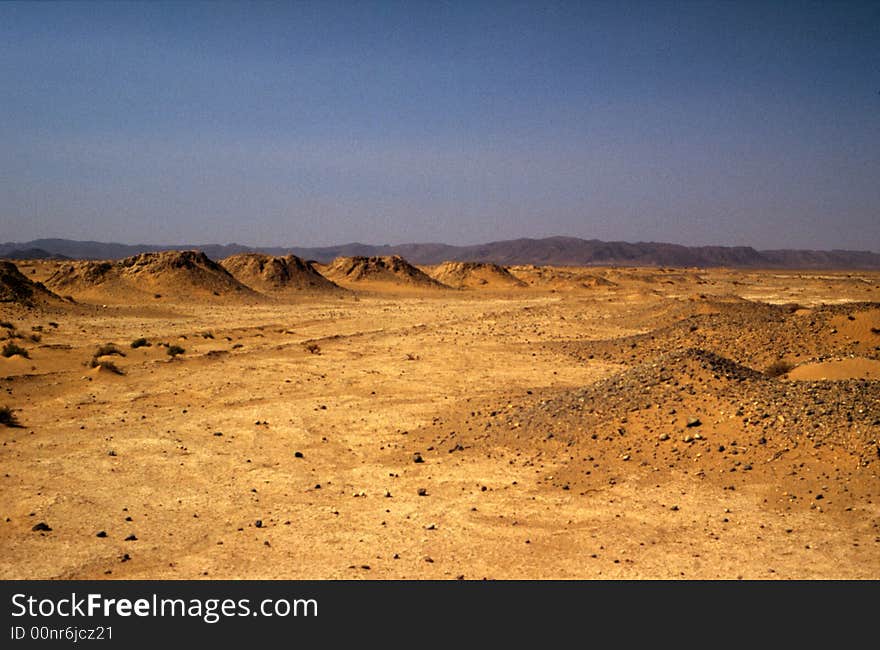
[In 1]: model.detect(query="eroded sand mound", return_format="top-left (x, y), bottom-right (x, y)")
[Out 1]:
top-left (427, 346), bottom-right (880, 497)
top-left (429, 261), bottom-right (526, 289)
top-left (321, 255), bottom-right (448, 289)
top-left (0, 260), bottom-right (63, 306)
top-left (556, 300), bottom-right (880, 371)
top-left (508, 265), bottom-right (617, 290)
top-left (45, 251), bottom-right (256, 301)
top-left (221, 253), bottom-right (343, 293)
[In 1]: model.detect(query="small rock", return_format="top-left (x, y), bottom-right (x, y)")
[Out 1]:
top-left (412, 452), bottom-right (424, 463)
top-left (686, 417), bottom-right (702, 428)
top-left (96, 530), bottom-right (108, 538)
top-left (294, 451), bottom-right (304, 458)
top-left (659, 433), bottom-right (670, 441)
top-left (124, 534), bottom-right (137, 541)
top-left (255, 520), bottom-right (263, 528)
top-left (417, 488), bottom-right (428, 496)
top-left (31, 522), bottom-right (51, 532)
top-left (670, 505), bottom-right (680, 511)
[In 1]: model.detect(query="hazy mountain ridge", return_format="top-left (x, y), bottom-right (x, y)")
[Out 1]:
top-left (2, 236), bottom-right (879, 269)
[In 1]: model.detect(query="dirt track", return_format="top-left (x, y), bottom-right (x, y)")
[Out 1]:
top-left (1, 263), bottom-right (879, 579)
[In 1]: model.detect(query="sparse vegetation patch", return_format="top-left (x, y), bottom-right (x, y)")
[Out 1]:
top-left (764, 359), bottom-right (795, 377)
top-left (2, 342), bottom-right (28, 358)
top-left (95, 343), bottom-right (126, 357)
top-left (88, 358), bottom-right (124, 374)
top-left (0, 405), bottom-right (20, 427)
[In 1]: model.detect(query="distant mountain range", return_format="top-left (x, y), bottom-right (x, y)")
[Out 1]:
top-left (1, 236), bottom-right (879, 269)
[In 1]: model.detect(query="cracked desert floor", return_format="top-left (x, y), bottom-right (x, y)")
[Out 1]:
top-left (2, 261), bottom-right (879, 579)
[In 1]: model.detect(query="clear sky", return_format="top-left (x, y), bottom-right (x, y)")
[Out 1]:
top-left (1, 0), bottom-right (878, 250)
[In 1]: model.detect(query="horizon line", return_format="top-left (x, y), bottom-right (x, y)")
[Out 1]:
top-left (4, 235), bottom-right (879, 256)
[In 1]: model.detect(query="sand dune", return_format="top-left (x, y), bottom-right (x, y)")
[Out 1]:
top-left (428, 261), bottom-right (526, 289)
top-left (45, 250), bottom-right (258, 302)
top-left (320, 255), bottom-right (448, 290)
top-left (221, 253), bottom-right (343, 294)
top-left (508, 264), bottom-right (617, 290)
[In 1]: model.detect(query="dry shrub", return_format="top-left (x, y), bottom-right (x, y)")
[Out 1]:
top-left (1, 342), bottom-right (28, 358)
top-left (95, 343), bottom-right (126, 357)
top-left (0, 405), bottom-right (20, 427)
top-left (88, 358), bottom-right (124, 375)
top-left (765, 359), bottom-right (794, 377)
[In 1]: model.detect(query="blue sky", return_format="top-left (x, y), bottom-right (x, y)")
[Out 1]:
top-left (1, 0), bottom-right (878, 250)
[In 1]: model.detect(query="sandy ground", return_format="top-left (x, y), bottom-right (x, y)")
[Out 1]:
top-left (1, 264), bottom-right (879, 579)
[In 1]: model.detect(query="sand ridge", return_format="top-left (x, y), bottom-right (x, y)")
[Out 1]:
top-left (0, 260), bottom-right (64, 307)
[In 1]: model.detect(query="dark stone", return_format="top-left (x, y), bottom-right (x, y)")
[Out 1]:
top-left (96, 531), bottom-right (108, 538)
top-left (124, 534), bottom-right (137, 541)
top-left (294, 451), bottom-right (304, 458)
top-left (31, 522), bottom-right (51, 532)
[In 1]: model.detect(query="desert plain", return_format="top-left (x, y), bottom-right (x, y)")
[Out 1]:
top-left (1, 252), bottom-right (879, 579)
